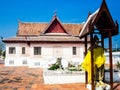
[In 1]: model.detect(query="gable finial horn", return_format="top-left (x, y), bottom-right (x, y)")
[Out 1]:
top-left (54, 9), bottom-right (57, 17)
top-left (103, 0), bottom-right (106, 3)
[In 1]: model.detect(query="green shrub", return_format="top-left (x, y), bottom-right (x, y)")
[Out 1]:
top-left (48, 57), bottom-right (62, 70)
top-left (116, 61), bottom-right (120, 70)
top-left (68, 67), bottom-right (82, 71)
top-left (48, 64), bottom-right (60, 70)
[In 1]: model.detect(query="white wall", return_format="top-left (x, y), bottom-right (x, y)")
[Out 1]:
top-left (5, 43), bottom-right (84, 68)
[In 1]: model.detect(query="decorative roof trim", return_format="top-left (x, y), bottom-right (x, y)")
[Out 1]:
top-left (79, 9), bottom-right (99, 37)
top-left (79, 0), bottom-right (118, 38)
top-left (92, 0), bottom-right (115, 26)
top-left (41, 15), bottom-right (70, 35)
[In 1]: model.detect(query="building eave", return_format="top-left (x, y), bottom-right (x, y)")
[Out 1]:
top-left (2, 36), bottom-right (84, 43)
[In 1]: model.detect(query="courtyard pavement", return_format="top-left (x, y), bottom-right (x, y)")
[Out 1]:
top-left (0, 64), bottom-right (120, 90)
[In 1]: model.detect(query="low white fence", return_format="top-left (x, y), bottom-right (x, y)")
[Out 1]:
top-left (43, 69), bottom-right (120, 84)
top-left (43, 70), bottom-right (85, 84)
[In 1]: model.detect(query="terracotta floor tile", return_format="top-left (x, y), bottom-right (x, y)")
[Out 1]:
top-left (17, 88), bottom-right (26, 90)
top-left (0, 64), bottom-right (120, 90)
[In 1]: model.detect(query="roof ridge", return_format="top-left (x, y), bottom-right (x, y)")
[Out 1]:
top-left (18, 21), bottom-right (85, 25)
top-left (18, 19), bottom-right (86, 25)
top-left (63, 23), bottom-right (84, 25)
top-left (19, 22), bottom-right (49, 24)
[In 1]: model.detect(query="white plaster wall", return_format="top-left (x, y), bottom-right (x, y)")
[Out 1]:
top-left (5, 43), bottom-right (84, 68)
top-left (5, 43), bottom-right (30, 66)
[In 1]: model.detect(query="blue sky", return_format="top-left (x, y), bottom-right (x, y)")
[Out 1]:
top-left (0, 0), bottom-right (120, 48)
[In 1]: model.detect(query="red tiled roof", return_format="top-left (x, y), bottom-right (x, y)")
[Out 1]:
top-left (17, 22), bottom-right (83, 36)
top-left (17, 22), bottom-right (48, 36)
top-left (3, 16), bottom-right (84, 42)
top-left (63, 23), bottom-right (83, 36)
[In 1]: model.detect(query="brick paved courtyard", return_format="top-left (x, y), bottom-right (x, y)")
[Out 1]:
top-left (0, 64), bottom-right (120, 90)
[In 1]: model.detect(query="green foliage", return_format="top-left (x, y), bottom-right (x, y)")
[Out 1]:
top-left (2, 51), bottom-right (5, 58)
top-left (0, 41), bottom-right (5, 57)
top-left (68, 67), bottom-right (82, 71)
top-left (116, 61), bottom-right (120, 70)
top-left (48, 64), bottom-right (60, 70)
top-left (48, 57), bottom-right (62, 70)
top-left (68, 64), bottom-right (82, 71)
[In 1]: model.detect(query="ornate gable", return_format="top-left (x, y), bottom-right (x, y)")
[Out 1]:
top-left (93, 0), bottom-right (116, 29)
top-left (80, 0), bottom-right (118, 38)
top-left (43, 15), bottom-right (69, 34)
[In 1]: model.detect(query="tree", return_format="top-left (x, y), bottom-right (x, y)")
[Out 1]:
top-left (116, 61), bottom-right (120, 70)
top-left (2, 50), bottom-right (6, 59)
top-left (0, 40), bottom-right (5, 59)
